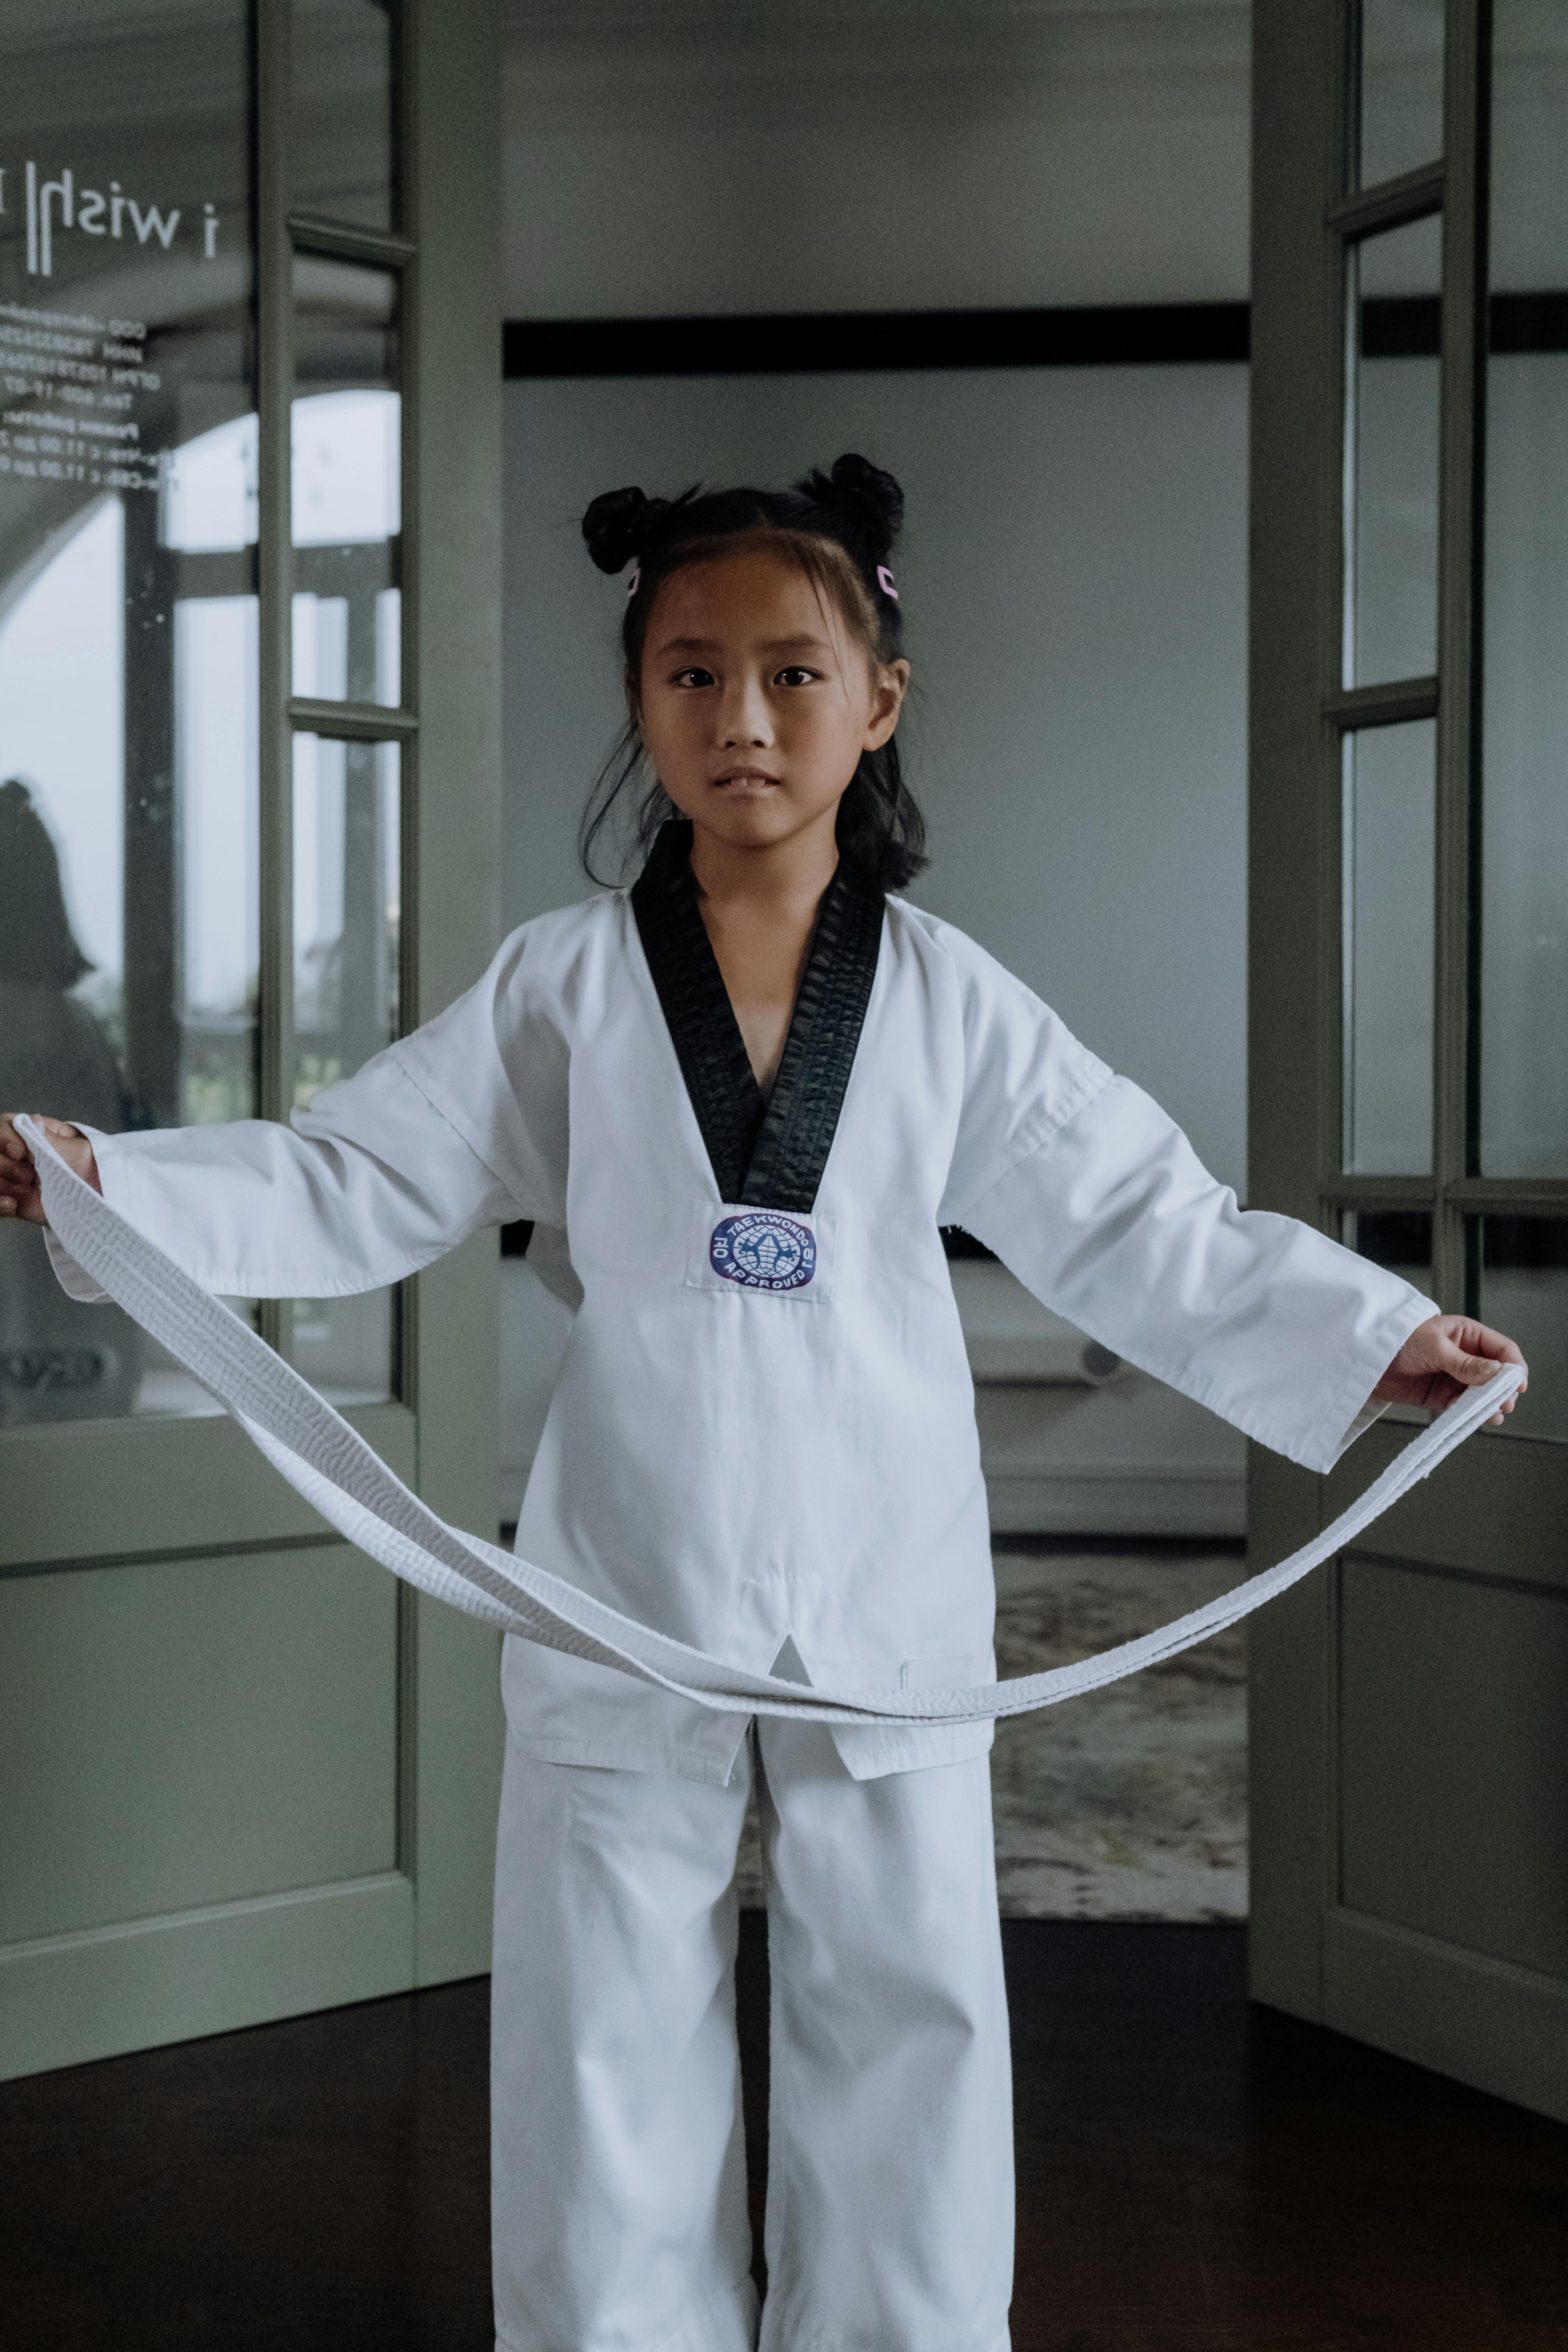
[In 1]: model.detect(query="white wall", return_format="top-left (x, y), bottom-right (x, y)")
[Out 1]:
top-left (503, 363), bottom-right (1249, 1188)
top-left (503, 1), bottom-right (1251, 319)
top-left (497, 1), bottom-right (1254, 1531)
top-left (500, 1), bottom-right (1253, 1192)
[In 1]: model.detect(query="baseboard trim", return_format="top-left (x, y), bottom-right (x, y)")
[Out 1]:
top-left (1324, 1905), bottom-right (1568, 2125)
top-left (0, 1871), bottom-right (415, 2082)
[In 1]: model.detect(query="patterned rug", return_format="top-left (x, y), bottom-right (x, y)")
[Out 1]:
top-left (734, 1546), bottom-right (1248, 1921)
top-left (989, 1545), bottom-right (1248, 1921)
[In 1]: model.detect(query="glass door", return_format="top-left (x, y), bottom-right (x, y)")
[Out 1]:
top-left (1248, 0), bottom-right (1568, 2122)
top-left (0, 0), bottom-right (504, 2079)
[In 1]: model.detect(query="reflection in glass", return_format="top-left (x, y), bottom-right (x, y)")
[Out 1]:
top-left (1345, 213), bottom-right (1442, 687)
top-left (293, 735), bottom-right (400, 1101)
top-left (1355, 0), bottom-right (1444, 189)
top-left (163, 412), bottom-right (258, 552)
top-left (0, 502), bottom-right (124, 1016)
top-left (292, 261), bottom-right (401, 705)
top-left (1342, 722), bottom-right (1435, 1176)
top-left (0, 777), bottom-right (143, 1424)
top-left (293, 0), bottom-right (397, 231)
top-left (1480, 2), bottom-right (1568, 1177)
top-left (0, 3), bottom-right (256, 1421)
top-left (291, 734), bottom-right (401, 1405)
top-left (177, 598), bottom-right (260, 1125)
top-left (1476, 1218), bottom-right (1568, 1442)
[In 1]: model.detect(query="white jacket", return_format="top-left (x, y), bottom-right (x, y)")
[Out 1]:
top-left (53, 872), bottom-right (1436, 1783)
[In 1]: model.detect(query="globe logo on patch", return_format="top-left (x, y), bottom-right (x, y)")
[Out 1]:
top-left (710, 1211), bottom-right (817, 1292)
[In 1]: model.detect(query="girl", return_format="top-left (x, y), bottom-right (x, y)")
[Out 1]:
top-left (2, 454), bottom-right (1524, 2352)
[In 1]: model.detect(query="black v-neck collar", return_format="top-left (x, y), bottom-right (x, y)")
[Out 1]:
top-left (630, 819), bottom-right (885, 1215)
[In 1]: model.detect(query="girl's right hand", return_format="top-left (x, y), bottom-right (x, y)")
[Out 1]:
top-left (0, 1115), bottom-right (102, 1225)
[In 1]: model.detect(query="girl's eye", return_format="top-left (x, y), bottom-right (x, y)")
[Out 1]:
top-left (671, 667), bottom-right (716, 688)
top-left (775, 667), bottom-right (818, 688)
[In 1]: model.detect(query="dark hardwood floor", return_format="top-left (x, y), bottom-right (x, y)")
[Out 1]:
top-left (3, 1922), bottom-right (1564, 2350)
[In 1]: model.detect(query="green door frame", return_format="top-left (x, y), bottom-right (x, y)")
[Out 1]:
top-left (1248, 0), bottom-right (1568, 2120)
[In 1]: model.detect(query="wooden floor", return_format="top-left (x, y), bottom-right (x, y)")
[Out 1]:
top-left (4, 1922), bottom-right (1565, 2350)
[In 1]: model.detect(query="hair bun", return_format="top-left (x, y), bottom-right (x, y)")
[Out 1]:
top-left (582, 485), bottom-right (651, 575)
top-left (797, 452), bottom-right (904, 561)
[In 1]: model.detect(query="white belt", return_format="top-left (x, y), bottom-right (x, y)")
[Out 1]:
top-left (22, 1118), bottom-right (1524, 1729)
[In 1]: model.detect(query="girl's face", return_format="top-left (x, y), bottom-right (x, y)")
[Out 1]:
top-left (634, 550), bottom-right (908, 858)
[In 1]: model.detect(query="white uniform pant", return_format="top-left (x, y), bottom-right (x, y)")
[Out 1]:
top-left (491, 1714), bottom-right (1014, 2352)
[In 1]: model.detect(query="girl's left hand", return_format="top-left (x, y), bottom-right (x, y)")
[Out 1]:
top-left (1373, 1314), bottom-right (1527, 1423)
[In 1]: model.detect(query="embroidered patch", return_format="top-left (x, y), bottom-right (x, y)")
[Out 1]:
top-left (685, 1201), bottom-right (834, 1304)
top-left (709, 1210), bottom-right (818, 1293)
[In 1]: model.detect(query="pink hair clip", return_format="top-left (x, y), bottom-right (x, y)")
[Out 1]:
top-left (626, 565), bottom-right (641, 598)
top-left (876, 564), bottom-right (899, 600)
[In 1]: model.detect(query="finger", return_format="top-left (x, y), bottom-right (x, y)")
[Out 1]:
top-left (1431, 1332), bottom-right (1521, 1387)
top-left (1455, 1358), bottom-right (1524, 1421)
top-left (1459, 1321), bottom-right (1527, 1369)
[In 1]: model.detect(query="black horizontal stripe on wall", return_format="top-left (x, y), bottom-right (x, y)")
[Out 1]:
top-left (1358, 290), bottom-right (1568, 360)
top-left (1483, 1214), bottom-right (1568, 1272)
top-left (504, 293), bottom-right (1568, 380)
top-left (1361, 294), bottom-right (1441, 358)
top-left (1352, 1210), bottom-right (1432, 1270)
top-left (1491, 290), bottom-right (1568, 354)
top-left (503, 303), bottom-right (1252, 378)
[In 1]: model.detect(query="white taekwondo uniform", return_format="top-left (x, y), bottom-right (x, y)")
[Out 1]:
top-left (51, 822), bottom-right (1437, 2352)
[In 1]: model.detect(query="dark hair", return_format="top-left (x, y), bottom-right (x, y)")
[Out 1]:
top-left (577, 453), bottom-right (927, 892)
top-left (0, 777), bottom-right (92, 989)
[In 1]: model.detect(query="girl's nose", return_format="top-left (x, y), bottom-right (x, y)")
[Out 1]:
top-left (719, 674), bottom-right (774, 747)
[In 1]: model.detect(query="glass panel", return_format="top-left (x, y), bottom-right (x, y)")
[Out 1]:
top-left (293, 0), bottom-right (397, 231)
top-left (176, 593), bottom-right (261, 1123)
top-left (1345, 1208), bottom-right (1434, 1289)
top-left (292, 257), bottom-right (401, 705)
top-left (290, 733), bottom-right (401, 1405)
top-left (0, 2), bottom-right (256, 1423)
top-left (1342, 722), bottom-right (1435, 1175)
top-left (1479, 2), bottom-right (1568, 1177)
top-left (1345, 213), bottom-right (1442, 687)
top-left (1475, 1217), bottom-right (1568, 1442)
top-left (1355, 0), bottom-right (1444, 189)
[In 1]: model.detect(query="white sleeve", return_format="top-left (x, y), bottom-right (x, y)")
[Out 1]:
top-left (46, 1054), bottom-right (518, 1303)
top-left (938, 933), bottom-right (1438, 1475)
top-left (44, 923), bottom-right (573, 1303)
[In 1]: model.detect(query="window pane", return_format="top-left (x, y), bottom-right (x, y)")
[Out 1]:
top-left (0, 1), bottom-right (256, 1423)
top-left (177, 594), bottom-right (261, 1124)
top-left (291, 734), bottom-right (401, 1405)
top-left (1355, 0), bottom-right (1444, 190)
top-left (1479, 2), bottom-right (1568, 1177)
top-left (1475, 1217), bottom-right (1568, 1442)
top-left (1345, 1208), bottom-right (1433, 1288)
top-left (292, 0), bottom-right (397, 231)
top-left (1342, 721), bottom-right (1435, 1176)
top-left (1345, 213), bottom-right (1442, 688)
top-left (292, 257), bottom-right (401, 705)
